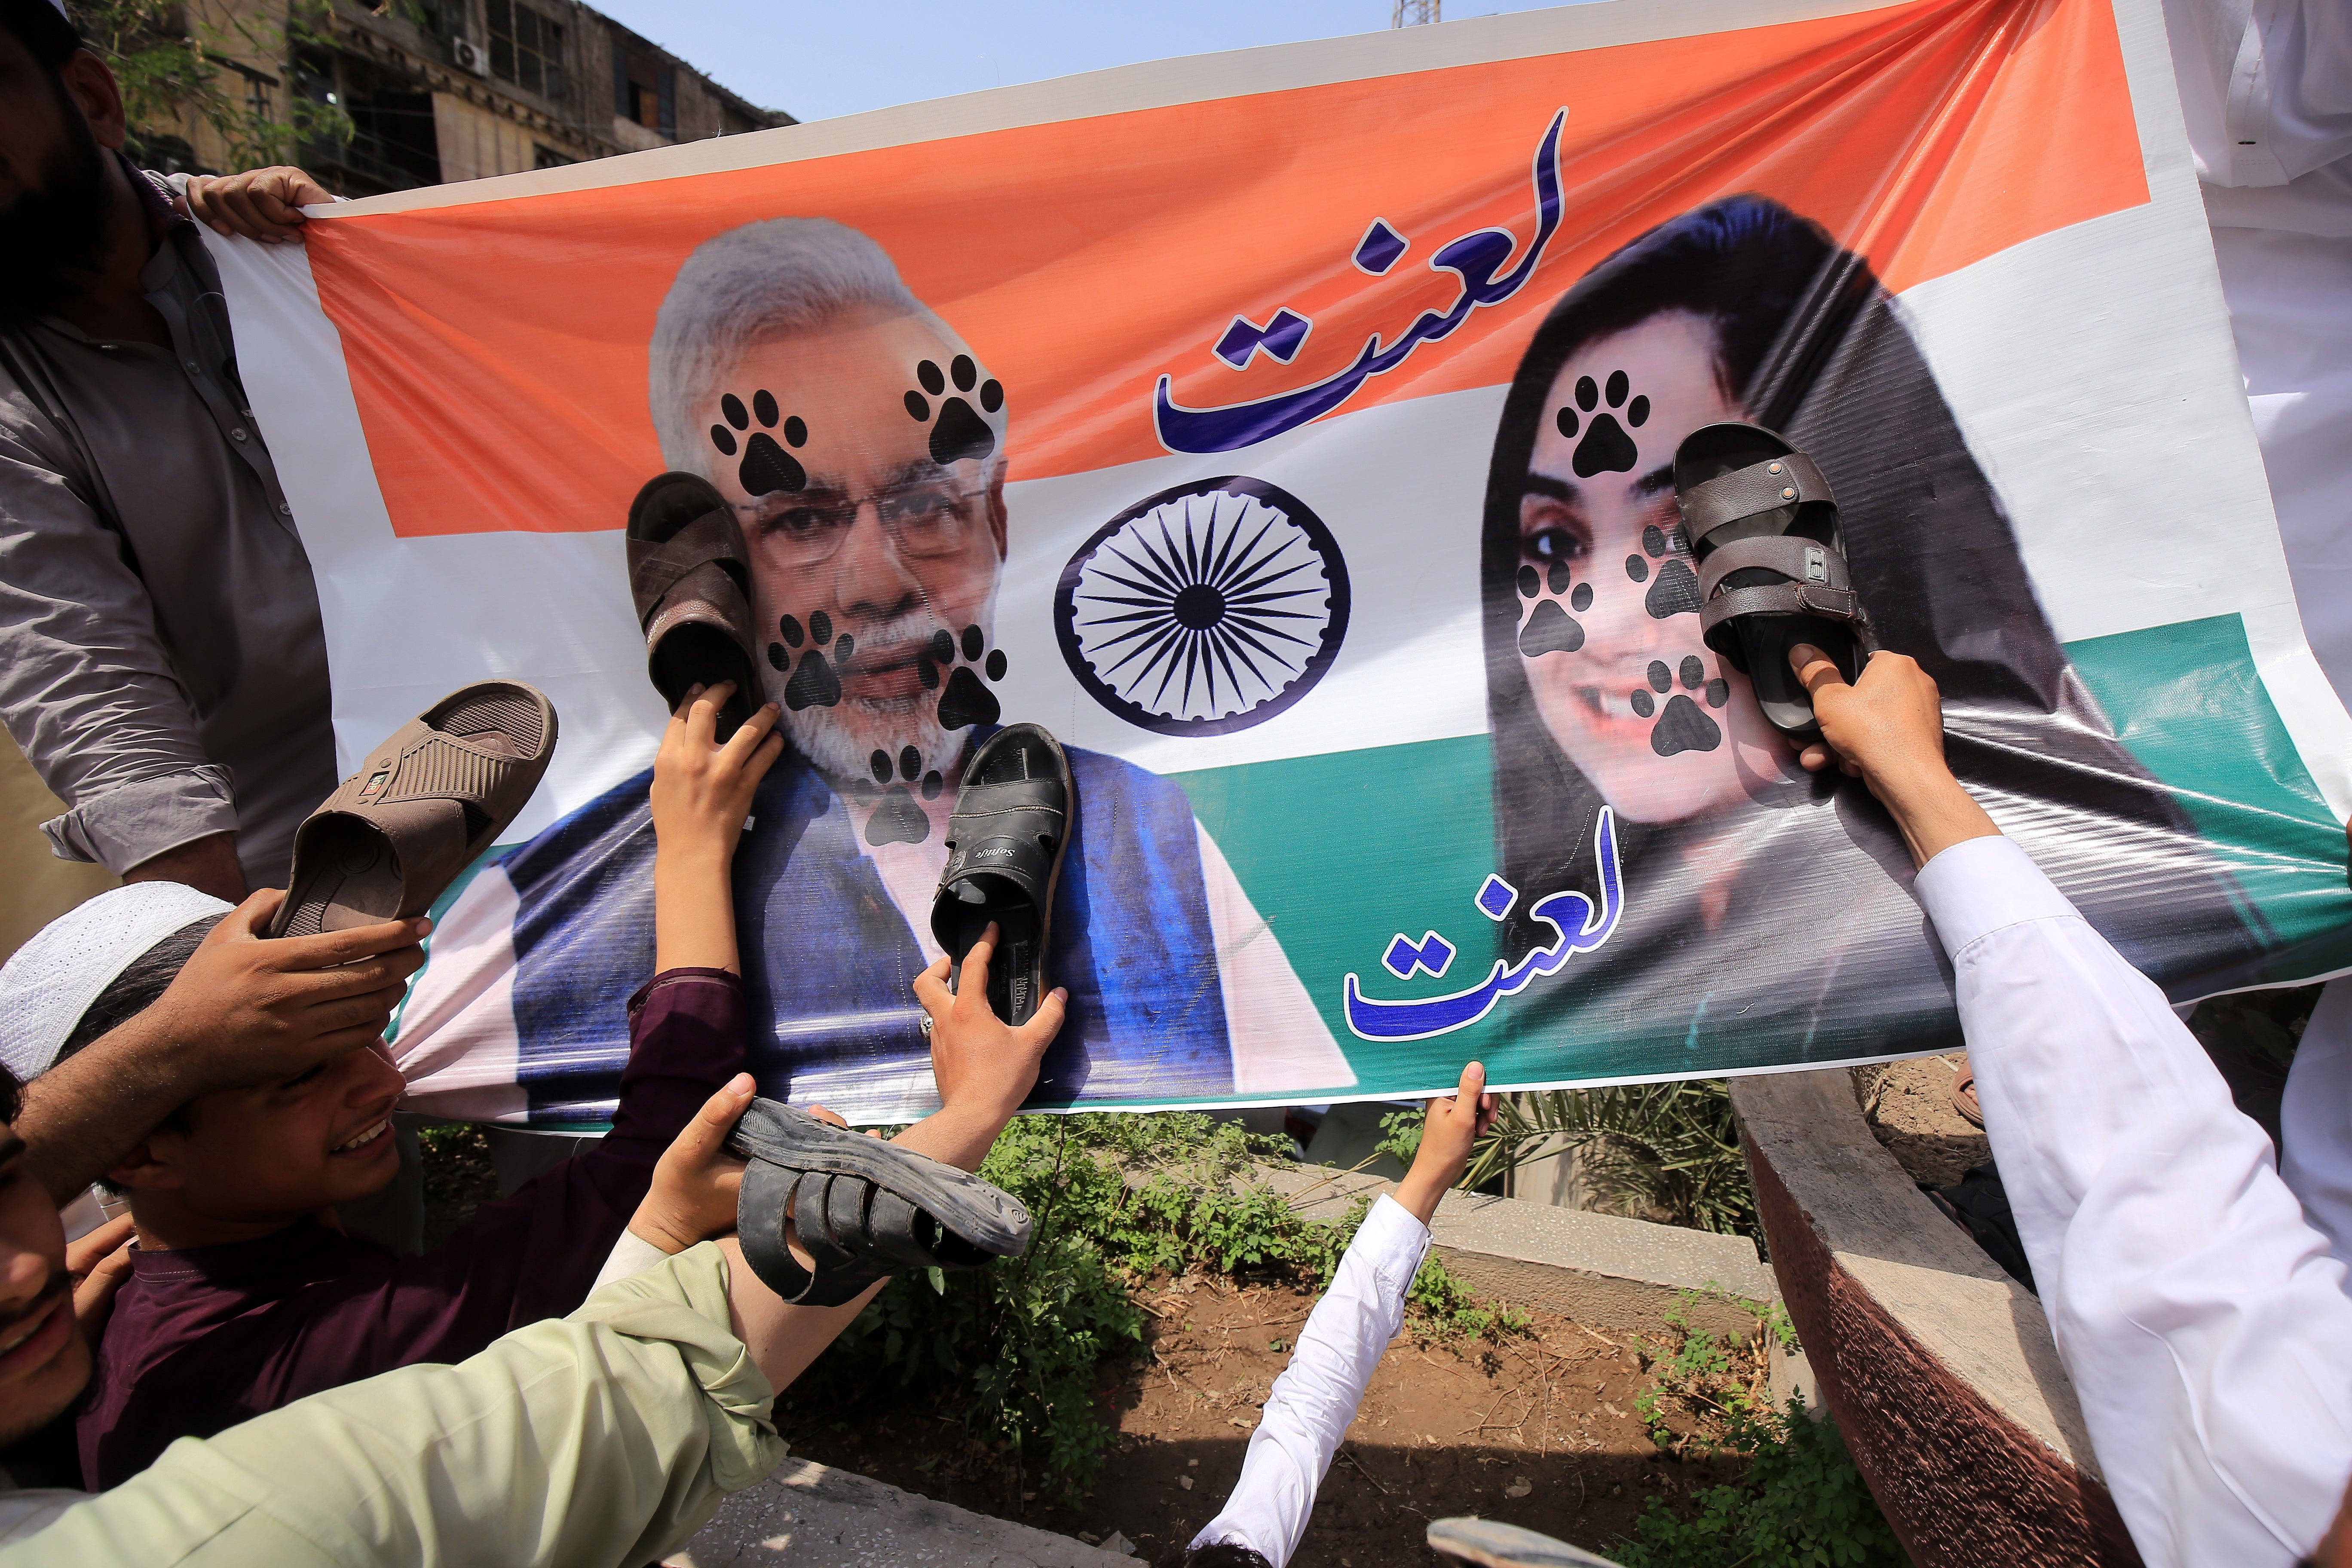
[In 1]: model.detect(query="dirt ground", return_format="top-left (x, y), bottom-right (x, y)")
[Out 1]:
top-left (1852, 1054), bottom-right (1989, 1188)
top-left (779, 1274), bottom-right (1743, 1568)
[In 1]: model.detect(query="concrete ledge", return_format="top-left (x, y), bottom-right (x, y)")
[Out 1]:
top-left (1259, 1162), bottom-right (1776, 1341)
top-left (668, 1458), bottom-right (1134, 1566)
top-left (1733, 1069), bottom-right (2141, 1567)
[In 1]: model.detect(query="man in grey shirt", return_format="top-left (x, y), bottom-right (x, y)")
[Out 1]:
top-left (0, 0), bottom-right (338, 902)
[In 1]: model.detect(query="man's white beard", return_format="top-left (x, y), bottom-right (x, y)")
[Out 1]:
top-left (764, 609), bottom-right (964, 786)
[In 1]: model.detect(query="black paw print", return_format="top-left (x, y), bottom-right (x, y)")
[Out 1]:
top-left (860, 771), bottom-right (931, 848)
top-left (1628, 654), bottom-right (1730, 756)
top-left (769, 609), bottom-right (849, 711)
top-left (903, 355), bottom-right (1004, 467)
top-left (1557, 369), bottom-right (1649, 479)
top-left (1515, 556), bottom-right (1589, 658)
top-left (1623, 521), bottom-right (1701, 620)
top-left (710, 389), bottom-right (809, 496)
top-left (922, 622), bottom-right (1008, 731)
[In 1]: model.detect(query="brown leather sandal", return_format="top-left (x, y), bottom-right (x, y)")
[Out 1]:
top-left (1951, 1057), bottom-right (1984, 1127)
top-left (268, 682), bottom-right (557, 937)
top-left (628, 471), bottom-right (761, 739)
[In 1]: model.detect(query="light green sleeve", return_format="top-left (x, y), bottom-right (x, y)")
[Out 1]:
top-left (3, 1242), bottom-right (787, 1568)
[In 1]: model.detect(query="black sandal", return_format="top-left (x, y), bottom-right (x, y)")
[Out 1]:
top-left (729, 1099), bottom-right (1033, 1307)
top-left (929, 723), bottom-right (1072, 1026)
top-left (627, 472), bottom-right (762, 740)
top-left (1673, 423), bottom-right (1868, 738)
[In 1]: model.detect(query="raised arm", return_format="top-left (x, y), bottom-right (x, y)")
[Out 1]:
top-left (1190, 1064), bottom-right (1495, 1567)
top-left (1793, 645), bottom-right (2352, 1568)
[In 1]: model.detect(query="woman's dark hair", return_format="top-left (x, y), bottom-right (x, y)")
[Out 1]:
top-left (1479, 197), bottom-right (1845, 958)
top-left (1478, 192), bottom-right (2250, 994)
top-left (57, 915), bottom-right (223, 1062)
top-left (0, 0), bottom-right (83, 70)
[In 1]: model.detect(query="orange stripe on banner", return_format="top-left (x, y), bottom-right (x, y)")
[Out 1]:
top-left (305, 0), bottom-right (2143, 539)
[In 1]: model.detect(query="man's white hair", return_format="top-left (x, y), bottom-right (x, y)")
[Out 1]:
top-left (648, 217), bottom-right (989, 475)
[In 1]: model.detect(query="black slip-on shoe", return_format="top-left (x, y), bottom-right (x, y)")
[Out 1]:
top-left (929, 723), bottom-right (1073, 1026)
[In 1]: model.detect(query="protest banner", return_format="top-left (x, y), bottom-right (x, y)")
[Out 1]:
top-left (212, 0), bottom-right (2352, 1125)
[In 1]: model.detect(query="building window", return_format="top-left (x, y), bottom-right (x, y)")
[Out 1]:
top-left (533, 143), bottom-right (575, 169)
top-left (610, 32), bottom-right (675, 136)
top-left (487, 0), bottom-right (566, 100)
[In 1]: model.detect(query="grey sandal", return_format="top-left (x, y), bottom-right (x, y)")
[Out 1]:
top-left (1427, 1518), bottom-right (1627, 1568)
top-left (1674, 423), bottom-right (1868, 738)
top-left (729, 1099), bottom-right (1032, 1308)
top-left (628, 471), bottom-right (761, 740)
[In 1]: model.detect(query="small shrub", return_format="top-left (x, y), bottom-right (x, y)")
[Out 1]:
top-left (1616, 1399), bottom-right (1906, 1568)
top-left (1618, 1291), bottom-right (1905, 1568)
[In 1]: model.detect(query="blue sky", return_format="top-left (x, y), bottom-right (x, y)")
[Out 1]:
top-left (591, 1), bottom-right (1582, 123)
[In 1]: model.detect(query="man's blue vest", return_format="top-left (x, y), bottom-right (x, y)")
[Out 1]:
top-left (499, 740), bottom-right (1234, 1123)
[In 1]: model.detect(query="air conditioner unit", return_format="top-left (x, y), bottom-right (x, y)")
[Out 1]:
top-left (452, 37), bottom-right (490, 76)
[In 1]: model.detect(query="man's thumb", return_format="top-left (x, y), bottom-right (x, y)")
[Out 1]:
top-left (1788, 643), bottom-right (1848, 698)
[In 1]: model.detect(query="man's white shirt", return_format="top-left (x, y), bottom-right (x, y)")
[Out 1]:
top-left (1188, 1194), bottom-right (1430, 1567)
top-left (1916, 833), bottom-right (2352, 1567)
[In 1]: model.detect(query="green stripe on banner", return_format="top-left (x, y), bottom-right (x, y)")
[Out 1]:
top-left (1174, 734), bottom-right (1510, 1094)
top-left (2064, 614), bottom-right (2352, 982)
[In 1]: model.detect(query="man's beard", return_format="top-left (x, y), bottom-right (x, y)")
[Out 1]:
top-left (767, 608), bottom-right (963, 787)
top-left (0, 92), bottom-right (113, 335)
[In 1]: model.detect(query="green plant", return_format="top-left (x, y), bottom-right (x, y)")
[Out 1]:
top-left (1616, 1290), bottom-right (1905, 1568)
top-left (1615, 1398), bottom-right (1907, 1568)
top-left (1464, 1081), bottom-right (1758, 1238)
top-left (69, 0), bottom-right (358, 171)
top-left (1374, 1106), bottom-right (1422, 1166)
top-left (1406, 1253), bottom-right (1530, 1342)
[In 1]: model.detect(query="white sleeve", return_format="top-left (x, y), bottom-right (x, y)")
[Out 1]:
top-left (1188, 1195), bottom-right (1429, 1567)
top-left (1194, 821), bottom-right (1356, 1096)
top-left (1913, 834), bottom-right (2352, 1568)
top-left (590, 1229), bottom-right (674, 1293)
top-left (2281, 978), bottom-right (2352, 1272)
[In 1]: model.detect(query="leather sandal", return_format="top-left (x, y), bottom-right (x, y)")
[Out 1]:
top-left (1673, 422), bottom-right (1868, 738)
top-left (269, 681), bottom-right (557, 937)
top-left (929, 723), bottom-right (1072, 1026)
top-left (628, 471), bottom-right (761, 740)
top-left (729, 1098), bottom-right (1033, 1307)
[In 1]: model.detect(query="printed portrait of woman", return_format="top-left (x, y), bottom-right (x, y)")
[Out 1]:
top-left (1477, 193), bottom-right (2269, 1074)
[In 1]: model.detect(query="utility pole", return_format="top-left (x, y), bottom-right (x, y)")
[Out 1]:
top-left (1392, 0), bottom-right (1441, 24)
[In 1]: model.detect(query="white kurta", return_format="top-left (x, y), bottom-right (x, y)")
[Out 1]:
top-left (1917, 833), bottom-right (2352, 1567)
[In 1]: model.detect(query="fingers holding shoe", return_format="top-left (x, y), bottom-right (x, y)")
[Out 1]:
top-left (1788, 646), bottom-right (2000, 868)
top-left (912, 926), bottom-right (1068, 1168)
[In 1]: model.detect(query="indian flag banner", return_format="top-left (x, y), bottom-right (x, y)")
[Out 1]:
top-left (212, 0), bottom-right (2352, 1127)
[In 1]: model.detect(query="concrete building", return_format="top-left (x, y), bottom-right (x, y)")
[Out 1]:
top-left (161, 0), bottom-right (792, 195)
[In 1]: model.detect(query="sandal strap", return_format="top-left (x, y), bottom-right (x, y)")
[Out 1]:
top-left (939, 786), bottom-right (1065, 906)
top-left (1697, 536), bottom-right (1868, 637)
top-left (1678, 452), bottom-right (1833, 546)
top-left (728, 1100), bottom-right (1034, 1307)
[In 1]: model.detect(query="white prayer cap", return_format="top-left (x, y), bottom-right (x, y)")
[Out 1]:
top-left (0, 883), bottom-right (233, 1083)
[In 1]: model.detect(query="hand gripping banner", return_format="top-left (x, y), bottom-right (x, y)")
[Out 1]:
top-left (212, 0), bottom-right (2352, 1127)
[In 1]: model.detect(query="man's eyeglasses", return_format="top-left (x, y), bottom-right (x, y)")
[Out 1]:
top-left (741, 476), bottom-right (990, 569)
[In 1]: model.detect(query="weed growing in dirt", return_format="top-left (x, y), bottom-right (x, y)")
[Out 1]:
top-left (787, 1111), bottom-right (1521, 1498)
top-left (1618, 1291), bottom-right (1905, 1567)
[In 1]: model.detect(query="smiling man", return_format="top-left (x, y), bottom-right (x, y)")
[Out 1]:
top-left (407, 217), bottom-right (1352, 1124)
top-left (0, 872), bottom-right (745, 1490)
